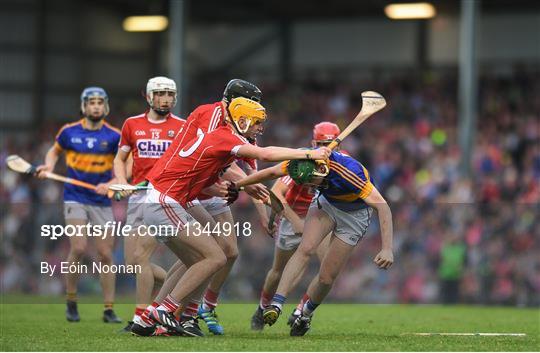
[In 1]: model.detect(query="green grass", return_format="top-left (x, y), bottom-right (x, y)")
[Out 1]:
top-left (0, 301), bottom-right (538, 351)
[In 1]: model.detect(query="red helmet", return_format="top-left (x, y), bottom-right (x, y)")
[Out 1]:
top-left (313, 122), bottom-right (340, 142)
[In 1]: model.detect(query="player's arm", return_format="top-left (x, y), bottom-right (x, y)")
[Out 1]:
top-left (36, 143), bottom-right (62, 178)
top-left (125, 152), bottom-right (133, 181)
top-left (363, 186), bottom-right (393, 270)
top-left (237, 144), bottom-right (331, 163)
top-left (111, 149), bottom-right (134, 198)
top-left (113, 149), bottom-right (131, 185)
top-left (221, 161), bottom-right (269, 201)
top-left (271, 179), bottom-right (304, 234)
top-left (235, 163), bottom-right (287, 188)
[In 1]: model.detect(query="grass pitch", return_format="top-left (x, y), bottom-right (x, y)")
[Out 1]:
top-left (0, 300), bottom-right (538, 351)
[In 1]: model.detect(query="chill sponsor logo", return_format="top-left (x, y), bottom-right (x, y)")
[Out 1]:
top-left (137, 139), bottom-right (172, 158)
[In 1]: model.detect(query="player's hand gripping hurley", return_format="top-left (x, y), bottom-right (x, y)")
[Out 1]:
top-left (327, 91), bottom-right (386, 150)
top-left (6, 155), bottom-right (99, 191)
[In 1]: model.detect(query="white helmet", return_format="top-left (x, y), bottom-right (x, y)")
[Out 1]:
top-left (146, 76), bottom-right (177, 115)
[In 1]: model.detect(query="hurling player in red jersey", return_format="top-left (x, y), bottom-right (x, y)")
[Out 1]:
top-left (133, 97), bottom-right (331, 336)
top-left (165, 79), bottom-right (270, 335)
top-left (250, 122), bottom-right (341, 331)
top-left (113, 77), bottom-right (186, 332)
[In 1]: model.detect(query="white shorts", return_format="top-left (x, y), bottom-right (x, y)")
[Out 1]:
top-left (64, 202), bottom-right (113, 225)
top-left (311, 195), bottom-right (373, 246)
top-left (199, 196), bottom-right (230, 217)
top-left (276, 219), bottom-right (302, 251)
top-left (126, 190), bottom-right (148, 227)
top-left (142, 186), bottom-right (197, 243)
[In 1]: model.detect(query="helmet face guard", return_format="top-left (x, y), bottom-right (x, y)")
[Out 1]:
top-left (227, 97), bottom-right (266, 134)
top-left (146, 76), bottom-right (177, 115)
top-left (80, 86), bottom-right (109, 119)
top-left (287, 159), bottom-right (329, 185)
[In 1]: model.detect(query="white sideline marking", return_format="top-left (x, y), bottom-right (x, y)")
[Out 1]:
top-left (404, 333), bottom-right (527, 337)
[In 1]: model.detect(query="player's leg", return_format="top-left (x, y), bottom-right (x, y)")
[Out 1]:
top-left (198, 202), bottom-right (236, 335)
top-left (264, 206), bottom-right (334, 326)
top-left (122, 199), bottom-right (167, 331)
top-left (289, 231), bottom-right (332, 325)
top-left (251, 246), bottom-right (295, 330)
top-left (289, 235), bottom-right (356, 336)
top-left (63, 203), bottom-right (89, 322)
top-left (90, 205), bottom-right (122, 323)
top-left (145, 234), bottom-right (225, 336)
top-left (252, 217), bottom-right (302, 330)
top-left (165, 230), bottom-right (226, 311)
top-left (140, 194), bottom-right (225, 335)
top-left (290, 203), bottom-right (372, 336)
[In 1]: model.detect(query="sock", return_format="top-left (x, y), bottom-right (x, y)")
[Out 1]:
top-left (202, 289), bottom-right (219, 311)
top-left (66, 292), bottom-right (77, 302)
top-left (140, 305), bottom-right (156, 327)
top-left (157, 295), bottom-right (180, 313)
top-left (270, 294), bottom-right (286, 311)
top-left (181, 301), bottom-right (199, 320)
top-left (133, 307), bottom-right (144, 320)
top-left (259, 290), bottom-right (273, 310)
top-left (104, 302), bottom-right (113, 311)
top-left (302, 299), bottom-right (319, 317)
top-left (151, 301), bottom-right (159, 308)
top-left (295, 293), bottom-right (309, 313)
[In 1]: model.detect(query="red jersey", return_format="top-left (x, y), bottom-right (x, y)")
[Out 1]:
top-left (119, 112), bottom-right (185, 184)
top-left (175, 101), bottom-right (257, 199)
top-left (147, 125), bottom-right (250, 205)
top-left (175, 102), bottom-right (226, 148)
top-left (280, 175), bottom-right (316, 217)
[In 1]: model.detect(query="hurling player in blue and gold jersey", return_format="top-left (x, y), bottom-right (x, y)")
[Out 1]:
top-left (235, 148), bottom-right (394, 336)
top-left (37, 87), bottom-right (122, 323)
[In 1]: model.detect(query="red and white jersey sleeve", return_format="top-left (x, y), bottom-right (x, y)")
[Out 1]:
top-left (147, 125), bottom-right (249, 205)
top-left (118, 113), bottom-right (185, 184)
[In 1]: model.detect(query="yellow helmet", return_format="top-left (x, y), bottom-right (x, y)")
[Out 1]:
top-left (227, 97), bottom-right (267, 134)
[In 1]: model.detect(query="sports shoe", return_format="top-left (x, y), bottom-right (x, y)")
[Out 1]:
top-left (250, 307), bottom-right (265, 331)
top-left (130, 315), bottom-right (164, 337)
top-left (287, 309), bottom-right (301, 327)
top-left (180, 317), bottom-right (204, 337)
top-left (103, 309), bottom-right (122, 323)
top-left (262, 305), bottom-right (281, 326)
top-left (119, 321), bottom-right (134, 333)
top-left (66, 300), bottom-right (80, 322)
top-left (290, 315), bottom-right (312, 336)
top-left (147, 308), bottom-right (184, 335)
top-left (198, 306), bottom-right (224, 335)
top-left (131, 322), bottom-right (157, 337)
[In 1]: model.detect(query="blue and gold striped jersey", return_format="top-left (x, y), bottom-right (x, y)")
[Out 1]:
top-left (320, 151), bottom-right (374, 212)
top-left (54, 119), bottom-right (120, 206)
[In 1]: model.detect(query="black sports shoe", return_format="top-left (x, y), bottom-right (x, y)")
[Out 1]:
top-left (262, 305), bottom-right (281, 326)
top-left (250, 307), bottom-right (265, 331)
top-left (66, 300), bottom-right (80, 322)
top-left (180, 317), bottom-right (204, 337)
top-left (287, 310), bottom-right (300, 327)
top-left (148, 308), bottom-right (184, 335)
top-left (103, 309), bottom-right (122, 323)
top-left (131, 322), bottom-right (157, 337)
top-left (119, 321), bottom-right (134, 333)
top-left (290, 315), bottom-right (312, 336)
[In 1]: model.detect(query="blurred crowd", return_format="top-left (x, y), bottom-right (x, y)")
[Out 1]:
top-left (1, 69), bottom-right (539, 306)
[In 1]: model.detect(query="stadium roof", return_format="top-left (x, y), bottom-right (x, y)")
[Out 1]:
top-left (89, 0), bottom-right (540, 23)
